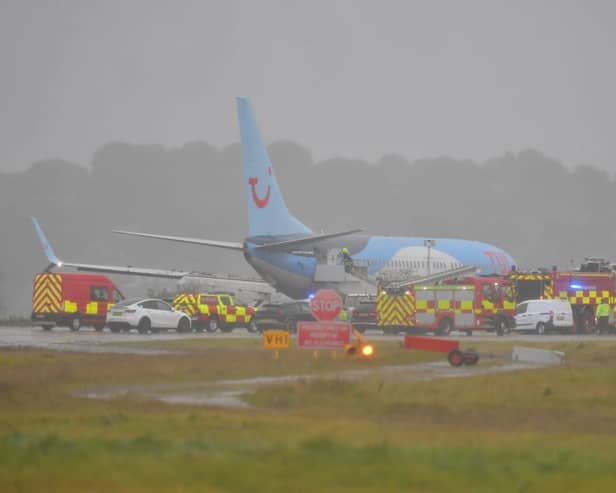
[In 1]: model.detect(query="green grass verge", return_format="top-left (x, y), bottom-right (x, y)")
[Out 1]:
top-left (1, 339), bottom-right (616, 492)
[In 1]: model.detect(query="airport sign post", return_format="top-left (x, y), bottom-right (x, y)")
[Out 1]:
top-left (306, 289), bottom-right (348, 358)
top-left (263, 330), bottom-right (290, 349)
top-left (262, 330), bottom-right (290, 360)
top-left (297, 321), bottom-right (351, 350)
top-left (309, 289), bottom-right (343, 321)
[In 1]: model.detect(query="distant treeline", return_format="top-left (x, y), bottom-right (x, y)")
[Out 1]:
top-left (1, 141), bottom-right (614, 316)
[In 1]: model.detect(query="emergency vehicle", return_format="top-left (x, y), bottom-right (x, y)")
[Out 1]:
top-left (376, 276), bottom-right (516, 335)
top-left (509, 270), bottom-right (616, 332)
top-left (31, 272), bottom-right (124, 331)
top-left (172, 292), bottom-right (256, 332)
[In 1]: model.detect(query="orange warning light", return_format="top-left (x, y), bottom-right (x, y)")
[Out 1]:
top-left (361, 344), bottom-right (374, 357)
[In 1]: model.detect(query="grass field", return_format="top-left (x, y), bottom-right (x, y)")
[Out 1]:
top-left (1, 338), bottom-right (616, 492)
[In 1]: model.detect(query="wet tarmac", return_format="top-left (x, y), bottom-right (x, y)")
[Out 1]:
top-left (0, 325), bottom-right (253, 354)
top-left (1, 325), bottom-right (613, 355)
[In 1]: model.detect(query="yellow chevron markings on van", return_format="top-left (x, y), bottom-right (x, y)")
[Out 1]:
top-left (32, 273), bottom-right (62, 313)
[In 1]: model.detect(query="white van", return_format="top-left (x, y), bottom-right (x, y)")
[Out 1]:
top-left (514, 299), bottom-right (574, 334)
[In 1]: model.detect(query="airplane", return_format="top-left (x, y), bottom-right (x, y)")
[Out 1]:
top-left (33, 97), bottom-right (517, 300)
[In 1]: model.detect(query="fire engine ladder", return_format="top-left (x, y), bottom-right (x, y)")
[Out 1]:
top-left (381, 264), bottom-right (479, 291)
top-left (346, 263), bottom-right (379, 286)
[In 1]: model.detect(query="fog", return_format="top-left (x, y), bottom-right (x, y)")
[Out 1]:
top-left (2, 143), bottom-right (615, 316)
top-left (1, 1), bottom-right (616, 316)
top-left (1, 1), bottom-right (615, 172)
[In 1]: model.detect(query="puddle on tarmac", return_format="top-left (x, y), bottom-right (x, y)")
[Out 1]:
top-left (80, 387), bottom-right (250, 408)
top-left (78, 359), bottom-right (548, 409)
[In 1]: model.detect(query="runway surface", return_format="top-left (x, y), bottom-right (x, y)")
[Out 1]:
top-left (1, 325), bottom-right (613, 354)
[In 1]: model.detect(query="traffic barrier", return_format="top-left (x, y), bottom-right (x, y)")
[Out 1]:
top-left (404, 335), bottom-right (459, 353)
top-left (404, 335), bottom-right (479, 366)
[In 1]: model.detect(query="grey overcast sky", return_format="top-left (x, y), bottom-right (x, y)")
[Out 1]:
top-left (1, 0), bottom-right (615, 172)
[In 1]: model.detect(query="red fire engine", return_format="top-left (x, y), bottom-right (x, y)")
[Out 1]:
top-left (376, 276), bottom-right (516, 335)
top-left (31, 272), bottom-right (124, 331)
top-left (509, 270), bottom-right (616, 333)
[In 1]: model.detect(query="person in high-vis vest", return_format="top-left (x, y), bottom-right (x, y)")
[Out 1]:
top-left (595, 298), bottom-right (610, 334)
top-left (340, 247), bottom-right (353, 273)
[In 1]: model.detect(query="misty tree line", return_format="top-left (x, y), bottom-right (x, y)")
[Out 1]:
top-left (1, 140), bottom-right (615, 316)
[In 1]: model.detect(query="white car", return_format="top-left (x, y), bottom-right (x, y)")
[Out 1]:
top-left (107, 298), bottom-right (191, 334)
top-left (514, 299), bottom-right (574, 334)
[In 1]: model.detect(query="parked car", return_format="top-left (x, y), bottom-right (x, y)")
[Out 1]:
top-left (106, 298), bottom-right (191, 334)
top-left (514, 299), bottom-right (574, 334)
top-left (249, 300), bottom-right (316, 333)
top-left (350, 300), bottom-right (377, 333)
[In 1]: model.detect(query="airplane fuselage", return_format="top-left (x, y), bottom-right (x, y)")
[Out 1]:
top-left (31, 98), bottom-right (518, 304)
top-left (245, 233), bottom-right (515, 299)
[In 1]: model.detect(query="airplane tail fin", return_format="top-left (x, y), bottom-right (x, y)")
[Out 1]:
top-left (31, 216), bottom-right (62, 270)
top-left (236, 97), bottom-right (312, 237)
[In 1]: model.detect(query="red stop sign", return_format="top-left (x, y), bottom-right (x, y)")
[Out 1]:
top-left (310, 289), bottom-right (343, 321)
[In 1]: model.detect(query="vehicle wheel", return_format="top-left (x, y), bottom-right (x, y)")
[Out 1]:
top-left (437, 318), bottom-right (453, 336)
top-left (206, 317), bottom-right (218, 333)
top-left (536, 322), bottom-right (546, 335)
top-left (137, 317), bottom-right (151, 334)
top-left (220, 323), bottom-right (232, 333)
top-left (177, 317), bottom-right (191, 333)
top-left (41, 324), bottom-right (53, 331)
top-left (94, 324), bottom-right (105, 332)
top-left (248, 319), bottom-right (259, 333)
top-left (448, 349), bottom-right (464, 367)
top-left (69, 316), bottom-right (81, 331)
top-left (463, 349), bottom-right (479, 366)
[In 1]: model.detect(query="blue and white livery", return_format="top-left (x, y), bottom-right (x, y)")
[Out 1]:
top-left (33, 98), bottom-right (517, 300)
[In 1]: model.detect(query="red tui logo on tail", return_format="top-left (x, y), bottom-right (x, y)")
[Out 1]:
top-left (248, 167), bottom-right (272, 208)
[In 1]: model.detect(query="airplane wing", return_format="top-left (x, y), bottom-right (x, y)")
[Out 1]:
top-left (31, 217), bottom-right (270, 289)
top-left (60, 263), bottom-right (189, 279)
top-left (252, 228), bottom-right (364, 251)
top-left (113, 226), bottom-right (363, 252)
top-left (112, 230), bottom-right (244, 250)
